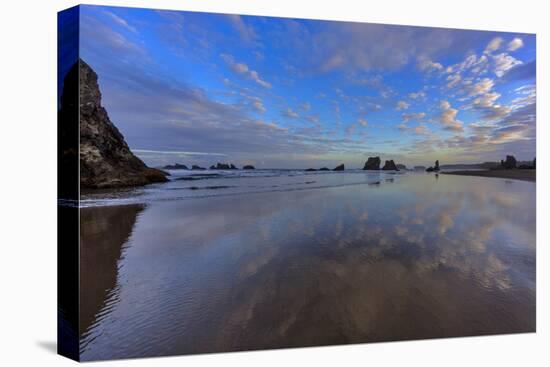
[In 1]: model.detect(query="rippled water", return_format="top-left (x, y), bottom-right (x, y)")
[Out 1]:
top-left (79, 172), bottom-right (535, 361)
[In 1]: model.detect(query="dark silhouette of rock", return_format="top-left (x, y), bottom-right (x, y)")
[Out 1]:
top-left (382, 160), bottom-right (399, 171)
top-left (396, 164), bottom-right (407, 170)
top-left (243, 165), bottom-right (255, 170)
top-left (427, 160), bottom-right (440, 172)
top-left (333, 164), bottom-right (345, 171)
top-left (534, 158), bottom-right (536, 169)
top-left (163, 163), bottom-right (188, 170)
top-left (502, 155), bottom-right (517, 169)
top-left (209, 165), bottom-right (216, 169)
top-left (363, 156), bottom-right (381, 170)
top-left (191, 165), bottom-right (206, 170)
top-left (66, 59), bottom-right (167, 189)
top-left (305, 168), bottom-right (317, 172)
top-left (213, 162), bottom-right (238, 170)
top-left (319, 167), bottom-right (330, 171)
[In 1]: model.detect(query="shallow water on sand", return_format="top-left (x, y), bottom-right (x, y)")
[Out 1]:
top-left (78, 172), bottom-right (535, 360)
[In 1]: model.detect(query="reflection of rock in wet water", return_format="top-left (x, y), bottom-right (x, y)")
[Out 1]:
top-left (78, 174), bottom-right (536, 360)
top-left (79, 204), bottom-right (144, 337)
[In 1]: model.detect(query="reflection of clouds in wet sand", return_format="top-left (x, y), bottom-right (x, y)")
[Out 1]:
top-left (80, 174), bottom-right (535, 359)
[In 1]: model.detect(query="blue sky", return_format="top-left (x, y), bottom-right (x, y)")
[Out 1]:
top-left (72, 5), bottom-right (536, 168)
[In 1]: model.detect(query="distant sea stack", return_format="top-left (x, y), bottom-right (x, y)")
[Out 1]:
top-left (243, 165), bottom-right (255, 170)
top-left (426, 160), bottom-right (440, 172)
top-left (163, 163), bottom-right (188, 170)
top-left (211, 163), bottom-right (238, 170)
top-left (66, 59), bottom-right (167, 189)
top-left (363, 157), bottom-right (381, 170)
top-left (382, 160), bottom-right (399, 171)
top-left (333, 164), bottom-right (345, 171)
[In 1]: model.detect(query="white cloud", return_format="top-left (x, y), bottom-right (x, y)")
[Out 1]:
top-left (469, 78), bottom-right (495, 96)
top-left (402, 112), bottom-right (426, 122)
top-left (493, 53), bottom-right (522, 77)
top-left (249, 70), bottom-right (272, 88)
top-left (507, 38), bottom-right (524, 51)
top-left (396, 101), bottom-right (410, 110)
top-left (484, 37), bottom-right (503, 54)
top-left (104, 11), bottom-right (138, 34)
top-left (282, 107), bottom-right (299, 119)
top-left (439, 100), bottom-right (464, 132)
top-left (446, 74), bottom-right (462, 89)
top-left (414, 125), bottom-right (430, 135)
top-left (408, 91), bottom-right (426, 99)
top-left (248, 97), bottom-right (266, 113)
top-left (417, 56), bottom-right (444, 73)
top-left (358, 117), bottom-right (368, 127)
top-left (220, 53), bottom-right (272, 88)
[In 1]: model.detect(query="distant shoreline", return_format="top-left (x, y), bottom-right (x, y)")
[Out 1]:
top-left (442, 169), bottom-right (535, 182)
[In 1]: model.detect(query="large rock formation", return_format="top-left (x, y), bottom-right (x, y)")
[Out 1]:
top-left (65, 59), bottom-right (167, 189)
top-left (382, 160), bottom-right (399, 171)
top-left (502, 155), bottom-right (517, 169)
top-left (363, 156), bottom-right (381, 170)
top-left (333, 164), bottom-right (345, 171)
top-left (426, 160), bottom-right (440, 172)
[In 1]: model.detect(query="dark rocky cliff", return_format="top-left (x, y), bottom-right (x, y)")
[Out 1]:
top-left (59, 59), bottom-right (167, 189)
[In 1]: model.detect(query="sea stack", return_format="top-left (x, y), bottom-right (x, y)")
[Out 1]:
top-left (163, 163), bottom-right (188, 170)
top-left (243, 165), bottom-right (255, 170)
top-left (363, 156), bottom-right (381, 170)
top-left (66, 59), bottom-right (168, 189)
top-left (502, 155), bottom-right (517, 169)
top-left (333, 164), bottom-right (345, 171)
top-left (382, 160), bottom-right (399, 171)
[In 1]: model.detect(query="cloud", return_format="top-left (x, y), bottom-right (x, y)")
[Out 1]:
top-left (484, 37), bottom-right (503, 54)
top-left (220, 53), bottom-right (272, 88)
top-left (248, 96), bottom-right (266, 113)
top-left (507, 38), bottom-right (524, 51)
top-left (282, 107), bottom-right (299, 119)
top-left (468, 78), bottom-right (494, 96)
top-left (439, 100), bottom-right (464, 132)
top-left (396, 101), bottom-right (410, 110)
top-left (472, 92), bottom-right (511, 121)
top-left (446, 74), bottom-right (462, 89)
top-left (414, 125), bottom-right (430, 135)
top-left (408, 91), bottom-right (426, 100)
top-left (104, 10), bottom-right (138, 34)
top-left (493, 53), bottom-right (522, 77)
top-left (358, 117), bottom-right (368, 127)
top-left (402, 112), bottom-right (426, 122)
top-left (225, 14), bottom-right (258, 44)
top-left (417, 56), bottom-right (443, 73)
top-left (397, 123), bottom-right (408, 131)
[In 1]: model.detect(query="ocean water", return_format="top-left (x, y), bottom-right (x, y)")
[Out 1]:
top-left (77, 171), bottom-right (536, 360)
top-left (79, 169), bottom-right (405, 207)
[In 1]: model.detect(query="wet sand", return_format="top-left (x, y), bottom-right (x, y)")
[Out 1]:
top-left (442, 169), bottom-right (535, 182)
top-left (79, 173), bottom-right (536, 361)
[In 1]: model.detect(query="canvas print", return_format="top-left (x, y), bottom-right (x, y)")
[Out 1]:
top-left (58, 4), bottom-right (536, 362)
